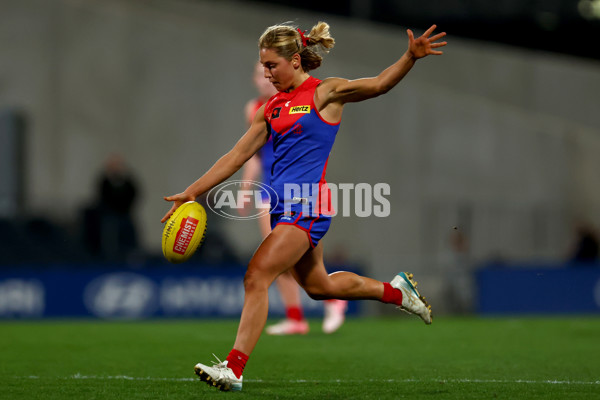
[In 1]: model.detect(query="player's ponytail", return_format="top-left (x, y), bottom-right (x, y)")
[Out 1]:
top-left (258, 21), bottom-right (335, 72)
top-left (301, 22), bottom-right (335, 72)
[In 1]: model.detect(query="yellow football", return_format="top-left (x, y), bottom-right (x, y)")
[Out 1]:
top-left (162, 201), bottom-right (207, 264)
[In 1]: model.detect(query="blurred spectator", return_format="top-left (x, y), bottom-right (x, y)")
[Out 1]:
top-left (569, 222), bottom-right (599, 264)
top-left (445, 228), bottom-right (474, 314)
top-left (83, 153), bottom-right (140, 262)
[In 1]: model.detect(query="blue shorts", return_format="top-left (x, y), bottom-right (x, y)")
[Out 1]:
top-left (270, 210), bottom-right (332, 248)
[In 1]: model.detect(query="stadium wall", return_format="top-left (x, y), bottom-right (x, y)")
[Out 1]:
top-left (477, 264), bottom-right (600, 315)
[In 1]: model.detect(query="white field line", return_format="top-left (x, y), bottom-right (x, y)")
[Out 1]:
top-left (17, 374), bottom-right (600, 385)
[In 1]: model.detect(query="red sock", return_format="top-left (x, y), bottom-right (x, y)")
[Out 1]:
top-left (226, 349), bottom-right (248, 379)
top-left (286, 306), bottom-right (304, 322)
top-left (380, 282), bottom-right (403, 306)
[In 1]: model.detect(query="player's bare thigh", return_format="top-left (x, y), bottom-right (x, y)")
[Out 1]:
top-left (291, 242), bottom-right (332, 299)
top-left (245, 223), bottom-right (311, 288)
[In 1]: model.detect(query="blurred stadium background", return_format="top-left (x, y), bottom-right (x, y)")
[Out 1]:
top-left (1, 0), bottom-right (599, 320)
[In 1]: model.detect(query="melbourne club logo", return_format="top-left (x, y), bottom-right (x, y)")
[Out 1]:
top-left (207, 180), bottom-right (279, 220)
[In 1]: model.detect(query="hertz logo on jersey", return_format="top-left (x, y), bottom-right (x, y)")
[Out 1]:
top-left (289, 105), bottom-right (310, 114)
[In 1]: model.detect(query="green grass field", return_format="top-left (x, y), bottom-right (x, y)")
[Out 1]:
top-left (1, 316), bottom-right (599, 399)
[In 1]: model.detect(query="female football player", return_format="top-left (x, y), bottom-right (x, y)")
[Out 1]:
top-left (241, 61), bottom-right (348, 336)
top-left (162, 21), bottom-right (446, 391)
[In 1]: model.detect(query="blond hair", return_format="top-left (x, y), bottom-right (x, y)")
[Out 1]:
top-left (258, 22), bottom-right (335, 72)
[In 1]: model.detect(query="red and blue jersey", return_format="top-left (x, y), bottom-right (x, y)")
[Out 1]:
top-left (263, 76), bottom-right (340, 216)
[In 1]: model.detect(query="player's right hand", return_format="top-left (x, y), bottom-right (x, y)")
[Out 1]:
top-left (161, 192), bottom-right (195, 223)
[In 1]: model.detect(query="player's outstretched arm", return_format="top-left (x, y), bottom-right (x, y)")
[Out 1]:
top-left (321, 24), bottom-right (447, 105)
top-left (161, 106), bottom-right (269, 223)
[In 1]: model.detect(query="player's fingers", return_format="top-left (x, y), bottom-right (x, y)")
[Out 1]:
top-left (431, 41), bottom-right (447, 48)
top-left (406, 29), bottom-right (414, 41)
top-left (423, 24), bottom-right (437, 37)
top-left (430, 50), bottom-right (444, 55)
top-left (161, 204), bottom-right (177, 223)
top-left (429, 32), bottom-right (446, 42)
top-left (160, 212), bottom-right (171, 223)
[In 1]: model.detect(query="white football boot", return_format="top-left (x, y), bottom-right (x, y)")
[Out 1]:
top-left (194, 355), bottom-right (242, 392)
top-left (322, 299), bottom-right (347, 334)
top-left (265, 319), bottom-right (309, 335)
top-left (390, 272), bottom-right (432, 324)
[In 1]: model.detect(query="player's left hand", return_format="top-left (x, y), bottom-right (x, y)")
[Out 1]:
top-left (407, 24), bottom-right (447, 59)
top-left (161, 192), bottom-right (196, 223)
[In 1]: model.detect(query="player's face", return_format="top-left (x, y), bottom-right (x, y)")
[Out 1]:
top-left (259, 48), bottom-right (296, 92)
top-left (253, 62), bottom-right (277, 98)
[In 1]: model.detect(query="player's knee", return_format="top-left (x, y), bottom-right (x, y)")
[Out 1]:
top-left (243, 264), bottom-right (271, 293)
top-left (243, 271), bottom-right (264, 292)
